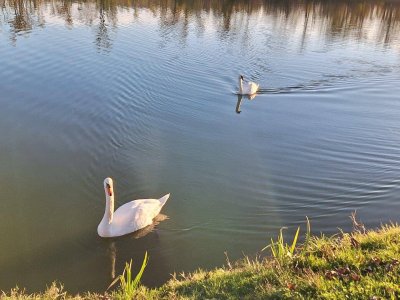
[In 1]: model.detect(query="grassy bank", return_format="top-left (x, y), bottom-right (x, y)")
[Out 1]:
top-left (2, 219), bottom-right (400, 299)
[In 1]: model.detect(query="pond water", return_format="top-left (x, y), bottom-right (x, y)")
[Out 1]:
top-left (1, 0), bottom-right (400, 293)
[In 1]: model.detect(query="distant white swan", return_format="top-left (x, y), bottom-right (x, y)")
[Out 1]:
top-left (238, 75), bottom-right (259, 95)
top-left (97, 177), bottom-right (170, 238)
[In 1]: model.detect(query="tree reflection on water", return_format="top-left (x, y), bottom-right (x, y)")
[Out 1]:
top-left (1, 0), bottom-right (400, 50)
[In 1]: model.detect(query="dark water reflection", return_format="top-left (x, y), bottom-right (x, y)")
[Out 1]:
top-left (2, 0), bottom-right (400, 48)
top-left (1, 0), bottom-right (400, 294)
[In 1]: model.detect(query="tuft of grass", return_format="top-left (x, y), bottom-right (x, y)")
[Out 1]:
top-left (0, 282), bottom-right (100, 299)
top-left (108, 251), bottom-right (149, 299)
top-left (262, 217), bottom-right (310, 263)
top-left (303, 216), bottom-right (311, 253)
top-left (262, 226), bottom-right (300, 263)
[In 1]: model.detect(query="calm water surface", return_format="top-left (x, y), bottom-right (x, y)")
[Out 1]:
top-left (1, 0), bottom-right (400, 293)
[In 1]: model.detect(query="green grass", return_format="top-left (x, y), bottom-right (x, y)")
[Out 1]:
top-left (2, 219), bottom-right (400, 300)
top-left (108, 251), bottom-right (148, 299)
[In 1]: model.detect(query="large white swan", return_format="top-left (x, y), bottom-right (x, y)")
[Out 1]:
top-left (97, 177), bottom-right (170, 238)
top-left (238, 75), bottom-right (259, 95)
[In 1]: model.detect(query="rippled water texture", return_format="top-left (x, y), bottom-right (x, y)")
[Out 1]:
top-left (1, 0), bottom-right (400, 293)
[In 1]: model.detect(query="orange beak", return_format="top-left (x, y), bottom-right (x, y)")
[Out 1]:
top-left (106, 183), bottom-right (113, 197)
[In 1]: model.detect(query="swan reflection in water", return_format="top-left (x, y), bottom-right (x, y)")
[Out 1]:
top-left (106, 214), bottom-right (169, 280)
top-left (107, 241), bottom-right (117, 279)
top-left (235, 93), bottom-right (257, 114)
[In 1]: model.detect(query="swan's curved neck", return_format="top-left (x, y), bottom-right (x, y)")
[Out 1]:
top-left (239, 77), bottom-right (243, 94)
top-left (104, 193), bottom-right (114, 224)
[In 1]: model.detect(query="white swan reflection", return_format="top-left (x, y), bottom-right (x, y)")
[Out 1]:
top-left (236, 94), bottom-right (258, 114)
top-left (106, 214), bottom-right (169, 280)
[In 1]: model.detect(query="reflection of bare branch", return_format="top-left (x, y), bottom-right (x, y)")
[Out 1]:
top-left (95, 5), bottom-right (112, 51)
top-left (10, 0), bottom-right (33, 32)
top-left (56, 0), bottom-right (73, 26)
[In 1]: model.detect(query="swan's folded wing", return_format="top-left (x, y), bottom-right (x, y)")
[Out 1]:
top-left (133, 207), bottom-right (153, 230)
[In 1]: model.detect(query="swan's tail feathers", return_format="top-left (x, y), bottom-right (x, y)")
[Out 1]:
top-left (159, 193), bottom-right (170, 207)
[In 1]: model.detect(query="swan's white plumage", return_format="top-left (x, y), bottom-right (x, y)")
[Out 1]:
top-left (238, 75), bottom-right (259, 95)
top-left (98, 177), bottom-right (170, 238)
